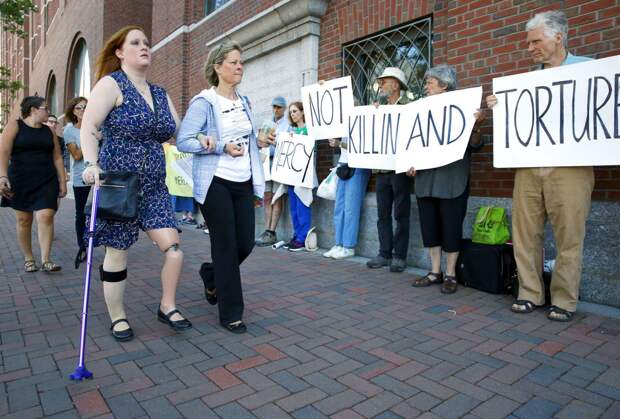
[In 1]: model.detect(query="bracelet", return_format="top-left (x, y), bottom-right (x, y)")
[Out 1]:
top-left (0, 175), bottom-right (7, 180)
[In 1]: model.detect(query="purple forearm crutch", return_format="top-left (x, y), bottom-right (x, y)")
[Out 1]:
top-left (69, 185), bottom-right (100, 381)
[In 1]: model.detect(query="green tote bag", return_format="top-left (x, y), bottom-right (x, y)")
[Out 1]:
top-left (471, 206), bottom-right (511, 245)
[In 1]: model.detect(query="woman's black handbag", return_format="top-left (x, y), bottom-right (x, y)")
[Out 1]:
top-left (86, 171), bottom-right (140, 221)
top-left (336, 164), bottom-right (356, 180)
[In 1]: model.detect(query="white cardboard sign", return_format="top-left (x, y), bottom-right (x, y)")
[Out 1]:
top-left (395, 86), bottom-right (483, 173)
top-left (492, 55), bottom-right (620, 168)
top-left (259, 148), bottom-right (271, 181)
top-left (301, 76), bottom-right (355, 140)
top-left (270, 132), bottom-right (317, 188)
top-left (346, 104), bottom-right (409, 171)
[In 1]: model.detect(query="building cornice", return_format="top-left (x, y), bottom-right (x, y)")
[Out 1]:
top-left (152, 0), bottom-right (328, 59)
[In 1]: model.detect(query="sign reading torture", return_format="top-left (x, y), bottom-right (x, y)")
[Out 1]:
top-left (270, 132), bottom-right (317, 188)
top-left (492, 55), bottom-right (620, 168)
top-left (301, 76), bottom-right (355, 140)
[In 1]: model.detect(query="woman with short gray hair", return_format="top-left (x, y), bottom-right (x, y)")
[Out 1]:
top-left (407, 65), bottom-right (485, 294)
top-left (177, 41), bottom-right (271, 333)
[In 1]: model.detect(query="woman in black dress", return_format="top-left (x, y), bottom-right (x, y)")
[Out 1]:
top-left (0, 96), bottom-right (67, 272)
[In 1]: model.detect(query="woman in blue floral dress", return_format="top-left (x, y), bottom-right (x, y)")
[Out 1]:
top-left (80, 26), bottom-right (191, 341)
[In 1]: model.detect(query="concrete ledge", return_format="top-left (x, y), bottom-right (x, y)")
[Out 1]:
top-left (256, 193), bottom-right (620, 308)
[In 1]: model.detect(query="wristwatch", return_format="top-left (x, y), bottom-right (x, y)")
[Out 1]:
top-left (84, 160), bottom-right (99, 168)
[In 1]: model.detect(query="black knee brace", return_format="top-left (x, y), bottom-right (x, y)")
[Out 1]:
top-left (99, 265), bottom-right (127, 282)
top-left (164, 243), bottom-right (180, 253)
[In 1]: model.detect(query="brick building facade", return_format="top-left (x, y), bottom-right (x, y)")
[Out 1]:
top-left (2, 0), bottom-right (620, 306)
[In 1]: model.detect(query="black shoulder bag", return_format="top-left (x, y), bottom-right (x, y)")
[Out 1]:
top-left (336, 163), bottom-right (356, 180)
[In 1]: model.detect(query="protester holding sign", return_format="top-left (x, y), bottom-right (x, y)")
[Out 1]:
top-left (323, 137), bottom-right (370, 259)
top-left (177, 41), bottom-right (270, 334)
top-left (255, 96), bottom-right (290, 247)
top-left (406, 65), bottom-right (484, 294)
top-left (486, 10), bottom-right (594, 321)
top-left (366, 67), bottom-right (412, 273)
top-left (281, 101), bottom-right (314, 252)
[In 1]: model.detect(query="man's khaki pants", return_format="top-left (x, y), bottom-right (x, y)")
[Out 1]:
top-left (512, 167), bottom-right (594, 312)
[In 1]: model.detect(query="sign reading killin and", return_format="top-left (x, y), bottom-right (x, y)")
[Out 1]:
top-left (270, 132), bottom-right (317, 188)
top-left (302, 76), bottom-right (355, 139)
top-left (492, 55), bottom-right (620, 168)
top-left (395, 86), bottom-right (483, 173)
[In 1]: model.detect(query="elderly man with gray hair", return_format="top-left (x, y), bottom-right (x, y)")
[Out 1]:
top-left (486, 10), bottom-right (594, 321)
top-left (406, 64), bottom-right (484, 294)
top-left (366, 67), bottom-right (413, 273)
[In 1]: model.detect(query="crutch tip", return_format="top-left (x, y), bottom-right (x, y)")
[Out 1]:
top-left (69, 366), bottom-right (94, 381)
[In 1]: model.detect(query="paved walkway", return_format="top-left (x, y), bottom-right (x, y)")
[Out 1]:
top-left (0, 200), bottom-right (619, 419)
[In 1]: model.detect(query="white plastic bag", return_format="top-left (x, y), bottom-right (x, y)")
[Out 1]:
top-left (316, 168), bottom-right (338, 200)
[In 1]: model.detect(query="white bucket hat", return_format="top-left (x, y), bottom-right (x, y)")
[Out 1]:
top-left (377, 67), bottom-right (408, 90)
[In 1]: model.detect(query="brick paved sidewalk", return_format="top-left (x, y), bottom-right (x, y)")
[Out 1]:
top-left (1, 201), bottom-right (619, 419)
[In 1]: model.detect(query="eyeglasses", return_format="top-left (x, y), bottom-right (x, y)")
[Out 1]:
top-left (47, 120), bottom-right (57, 124)
top-left (74, 105), bottom-right (86, 110)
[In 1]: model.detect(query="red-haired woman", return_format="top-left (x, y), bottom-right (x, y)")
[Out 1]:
top-left (80, 26), bottom-right (191, 341)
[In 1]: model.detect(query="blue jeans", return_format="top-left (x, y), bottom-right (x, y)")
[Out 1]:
top-left (334, 168), bottom-right (370, 248)
top-left (288, 186), bottom-right (312, 242)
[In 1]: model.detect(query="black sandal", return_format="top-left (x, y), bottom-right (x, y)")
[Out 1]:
top-left (221, 320), bottom-right (247, 334)
top-left (110, 319), bottom-right (134, 342)
top-left (511, 300), bottom-right (536, 314)
top-left (412, 271), bottom-right (443, 287)
top-left (157, 308), bottom-right (192, 331)
top-left (441, 275), bottom-right (458, 294)
top-left (548, 305), bottom-right (574, 322)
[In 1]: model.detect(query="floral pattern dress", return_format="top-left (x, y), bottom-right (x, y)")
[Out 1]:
top-left (89, 70), bottom-right (177, 250)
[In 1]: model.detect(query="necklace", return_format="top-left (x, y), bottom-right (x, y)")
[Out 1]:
top-left (126, 74), bottom-right (149, 96)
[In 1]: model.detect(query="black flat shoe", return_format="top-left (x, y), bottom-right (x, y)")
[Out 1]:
top-left (74, 248), bottom-right (87, 269)
top-left (157, 308), bottom-right (192, 331)
top-left (205, 288), bottom-right (217, 305)
top-left (110, 319), bottom-right (134, 342)
top-left (199, 262), bottom-right (217, 305)
top-left (221, 320), bottom-right (247, 334)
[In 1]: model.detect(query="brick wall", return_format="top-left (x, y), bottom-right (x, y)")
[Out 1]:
top-left (318, 0), bottom-right (620, 201)
top-left (3, 0), bottom-right (619, 200)
top-left (103, 0), bottom-right (153, 41)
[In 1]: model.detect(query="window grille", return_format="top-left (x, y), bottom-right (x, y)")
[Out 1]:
top-left (205, 0), bottom-right (230, 16)
top-left (342, 16), bottom-right (432, 105)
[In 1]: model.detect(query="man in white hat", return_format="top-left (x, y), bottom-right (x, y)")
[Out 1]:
top-left (366, 67), bottom-right (412, 273)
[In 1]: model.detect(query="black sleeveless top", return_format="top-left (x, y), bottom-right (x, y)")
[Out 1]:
top-left (1, 119), bottom-right (59, 211)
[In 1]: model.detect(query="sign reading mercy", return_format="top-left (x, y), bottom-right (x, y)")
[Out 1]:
top-left (301, 76), bottom-right (355, 140)
top-left (492, 54), bottom-right (620, 168)
top-left (395, 86), bottom-right (483, 173)
top-left (164, 144), bottom-right (193, 197)
top-left (270, 132), bottom-right (316, 188)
